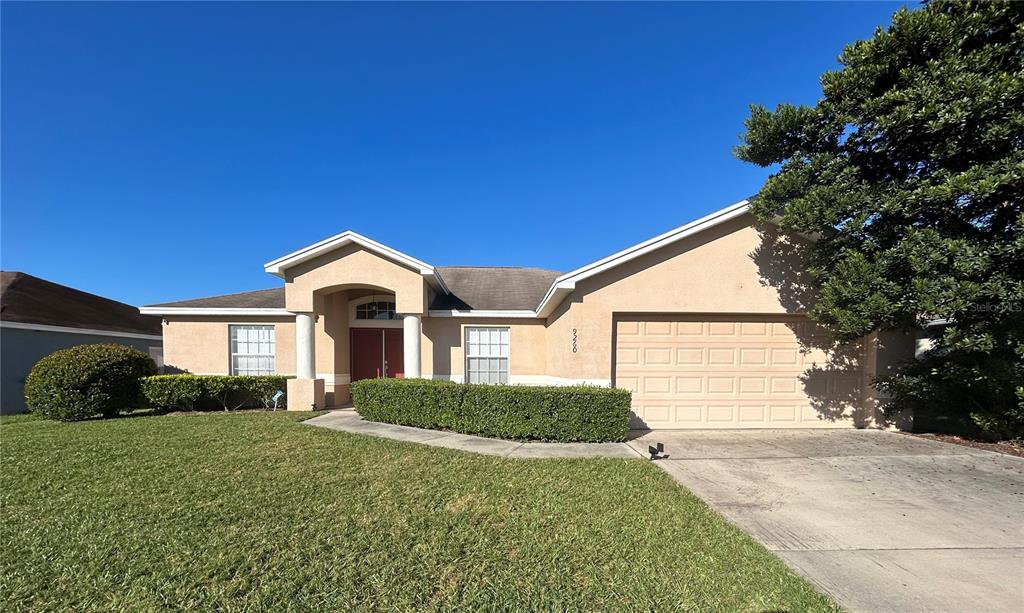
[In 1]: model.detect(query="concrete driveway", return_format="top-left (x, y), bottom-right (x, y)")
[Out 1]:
top-left (627, 429), bottom-right (1024, 613)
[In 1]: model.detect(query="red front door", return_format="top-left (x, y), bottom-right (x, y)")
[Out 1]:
top-left (351, 328), bottom-right (404, 381)
top-left (384, 329), bottom-right (404, 378)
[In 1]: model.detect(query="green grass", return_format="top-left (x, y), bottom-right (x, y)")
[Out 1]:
top-left (1, 412), bottom-right (836, 612)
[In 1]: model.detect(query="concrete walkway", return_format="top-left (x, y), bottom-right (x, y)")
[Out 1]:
top-left (303, 410), bottom-right (640, 459)
top-left (628, 429), bottom-right (1024, 613)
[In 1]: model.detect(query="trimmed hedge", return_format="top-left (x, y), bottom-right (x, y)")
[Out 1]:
top-left (24, 344), bottom-right (157, 421)
top-left (351, 378), bottom-right (631, 442)
top-left (142, 375), bottom-right (289, 411)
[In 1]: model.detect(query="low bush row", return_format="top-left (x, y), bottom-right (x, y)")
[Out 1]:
top-left (351, 378), bottom-right (631, 442)
top-left (141, 375), bottom-right (289, 411)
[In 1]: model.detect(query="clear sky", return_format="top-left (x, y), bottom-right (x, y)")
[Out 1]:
top-left (2, 1), bottom-right (907, 306)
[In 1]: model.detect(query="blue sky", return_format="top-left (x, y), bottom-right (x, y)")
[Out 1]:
top-left (2, 1), bottom-right (907, 306)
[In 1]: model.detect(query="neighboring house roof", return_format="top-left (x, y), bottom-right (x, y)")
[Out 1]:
top-left (0, 271), bottom-right (161, 336)
top-left (141, 198), bottom-right (755, 317)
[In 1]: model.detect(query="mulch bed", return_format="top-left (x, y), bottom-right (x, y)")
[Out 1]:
top-left (908, 433), bottom-right (1024, 458)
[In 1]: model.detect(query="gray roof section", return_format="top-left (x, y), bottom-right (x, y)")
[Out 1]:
top-left (147, 288), bottom-right (285, 309)
top-left (146, 267), bottom-right (561, 312)
top-left (431, 266), bottom-right (561, 311)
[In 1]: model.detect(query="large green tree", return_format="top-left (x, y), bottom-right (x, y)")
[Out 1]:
top-left (736, 1), bottom-right (1024, 437)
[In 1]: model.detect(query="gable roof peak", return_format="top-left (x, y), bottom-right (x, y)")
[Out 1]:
top-left (263, 230), bottom-right (450, 294)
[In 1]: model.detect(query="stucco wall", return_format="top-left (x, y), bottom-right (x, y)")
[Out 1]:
top-left (422, 317), bottom-right (547, 380)
top-left (0, 327), bottom-right (161, 414)
top-left (284, 243), bottom-right (427, 314)
top-left (149, 212), bottom-right (924, 424)
top-left (545, 214), bottom-right (810, 382)
top-left (162, 316), bottom-right (297, 375)
top-left (160, 294), bottom-right (356, 406)
top-left (159, 214), bottom-right (826, 388)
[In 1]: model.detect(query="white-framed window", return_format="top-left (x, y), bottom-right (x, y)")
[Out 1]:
top-left (465, 327), bottom-right (509, 384)
top-left (230, 325), bottom-right (276, 375)
top-left (355, 300), bottom-right (398, 320)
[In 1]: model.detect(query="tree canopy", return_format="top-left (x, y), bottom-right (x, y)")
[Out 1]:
top-left (736, 1), bottom-right (1024, 437)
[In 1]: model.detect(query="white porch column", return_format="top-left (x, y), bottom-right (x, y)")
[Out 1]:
top-left (403, 314), bottom-right (422, 378)
top-left (295, 311), bottom-right (315, 379)
top-left (287, 311), bottom-right (323, 410)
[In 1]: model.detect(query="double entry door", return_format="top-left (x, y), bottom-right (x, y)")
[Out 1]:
top-left (351, 328), bottom-right (404, 381)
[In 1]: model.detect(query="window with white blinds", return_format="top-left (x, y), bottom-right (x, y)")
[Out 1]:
top-left (465, 327), bottom-right (509, 384)
top-left (230, 325), bottom-right (276, 375)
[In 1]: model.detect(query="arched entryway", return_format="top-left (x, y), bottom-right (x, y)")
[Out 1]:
top-left (267, 232), bottom-right (435, 410)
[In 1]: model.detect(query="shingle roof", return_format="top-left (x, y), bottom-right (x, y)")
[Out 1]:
top-left (431, 267), bottom-right (561, 310)
top-left (147, 288), bottom-right (285, 309)
top-left (0, 271), bottom-right (162, 335)
top-left (145, 267), bottom-right (561, 312)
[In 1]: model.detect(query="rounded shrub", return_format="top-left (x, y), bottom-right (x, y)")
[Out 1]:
top-left (24, 344), bottom-right (157, 421)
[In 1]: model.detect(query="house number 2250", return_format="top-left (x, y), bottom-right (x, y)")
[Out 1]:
top-left (572, 328), bottom-right (578, 353)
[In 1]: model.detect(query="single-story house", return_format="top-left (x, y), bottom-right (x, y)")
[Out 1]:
top-left (1, 271), bottom-right (163, 414)
top-left (141, 199), bottom-right (916, 429)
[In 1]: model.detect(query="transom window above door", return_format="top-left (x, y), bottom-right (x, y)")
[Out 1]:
top-left (355, 301), bottom-right (397, 320)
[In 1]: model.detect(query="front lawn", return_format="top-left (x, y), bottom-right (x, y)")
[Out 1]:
top-left (1, 412), bottom-right (835, 611)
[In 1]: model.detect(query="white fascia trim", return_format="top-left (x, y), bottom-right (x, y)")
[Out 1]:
top-left (0, 320), bottom-right (163, 341)
top-left (427, 310), bottom-right (541, 319)
top-left (139, 307), bottom-right (292, 316)
top-left (262, 230), bottom-right (450, 294)
top-left (535, 199), bottom-right (751, 317)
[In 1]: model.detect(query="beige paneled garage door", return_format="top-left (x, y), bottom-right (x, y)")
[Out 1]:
top-left (615, 315), bottom-right (863, 429)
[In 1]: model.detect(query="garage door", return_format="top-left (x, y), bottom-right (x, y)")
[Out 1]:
top-left (614, 315), bottom-right (863, 429)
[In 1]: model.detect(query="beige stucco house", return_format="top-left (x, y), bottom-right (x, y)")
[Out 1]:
top-left (141, 199), bottom-right (915, 429)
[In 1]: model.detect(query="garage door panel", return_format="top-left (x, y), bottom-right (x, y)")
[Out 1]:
top-left (707, 377), bottom-right (735, 394)
top-left (642, 376), bottom-right (672, 394)
top-left (674, 405), bottom-right (704, 423)
top-left (617, 320), bottom-right (640, 336)
top-left (675, 376), bottom-right (702, 393)
top-left (769, 376), bottom-right (799, 394)
top-left (706, 404), bottom-right (737, 423)
top-left (643, 321), bottom-right (673, 336)
top-left (740, 321), bottom-right (768, 336)
top-left (617, 347), bottom-right (640, 365)
top-left (677, 321), bottom-right (703, 335)
top-left (770, 348), bottom-right (799, 366)
top-left (707, 348), bottom-right (737, 365)
top-left (739, 348), bottom-right (768, 366)
top-left (708, 321), bottom-right (737, 336)
top-left (739, 377), bottom-right (767, 394)
top-left (643, 347), bottom-right (673, 365)
top-left (738, 404), bottom-right (767, 424)
top-left (675, 348), bottom-right (704, 365)
top-left (616, 315), bottom-right (864, 429)
top-left (769, 404), bottom-right (799, 422)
